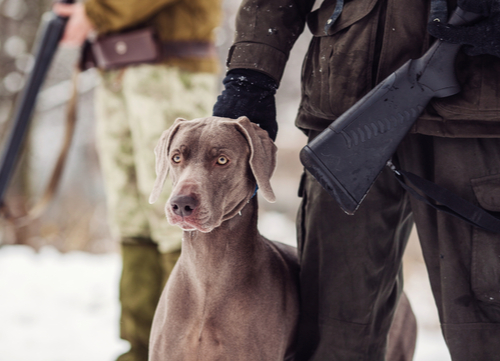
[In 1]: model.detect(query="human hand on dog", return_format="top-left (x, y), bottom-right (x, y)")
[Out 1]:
top-left (427, 0), bottom-right (500, 57)
top-left (213, 69), bottom-right (278, 141)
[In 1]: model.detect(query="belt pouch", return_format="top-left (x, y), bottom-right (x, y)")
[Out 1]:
top-left (90, 27), bottom-right (160, 70)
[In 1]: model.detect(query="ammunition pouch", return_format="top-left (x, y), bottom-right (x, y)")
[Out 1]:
top-left (79, 27), bottom-right (216, 71)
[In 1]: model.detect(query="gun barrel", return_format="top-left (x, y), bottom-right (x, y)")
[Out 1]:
top-left (0, 5), bottom-right (72, 205)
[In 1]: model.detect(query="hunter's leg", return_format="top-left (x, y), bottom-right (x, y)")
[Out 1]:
top-left (399, 134), bottom-right (500, 361)
top-left (95, 69), bottom-right (159, 361)
top-left (295, 132), bottom-right (413, 361)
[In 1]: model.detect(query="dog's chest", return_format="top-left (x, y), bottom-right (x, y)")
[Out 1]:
top-left (163, 296), bottom-right (287, 361)
top-left (158, 260), bottom-right (290, 356)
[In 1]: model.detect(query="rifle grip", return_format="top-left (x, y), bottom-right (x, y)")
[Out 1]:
top-left (413, 7), bottom-right (482, 97)
top-left (448, 7), bottom-right (483, 26)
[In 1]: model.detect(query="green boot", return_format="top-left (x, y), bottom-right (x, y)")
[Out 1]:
top-left (115, 238), bottom-right (180, 361)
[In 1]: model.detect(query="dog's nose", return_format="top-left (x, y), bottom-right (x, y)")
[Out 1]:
top-left (170, 195), bottom-right (198, 217)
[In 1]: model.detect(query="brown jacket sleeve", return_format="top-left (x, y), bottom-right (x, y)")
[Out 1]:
top-left (84, 0), bottom-right (179, 34)
top-left (227, 0), bottom-right (316, 85)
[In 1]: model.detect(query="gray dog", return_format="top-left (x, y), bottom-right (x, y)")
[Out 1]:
top-left (149, 116), bottom-right (299, 360)
top-left (148, 116), bottom-right (416, 361)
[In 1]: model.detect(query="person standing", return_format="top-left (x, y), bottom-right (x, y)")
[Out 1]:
top-left (54, 1), bottom-right (222, 360)
top-left (213, 0), bottom-right (500, 360)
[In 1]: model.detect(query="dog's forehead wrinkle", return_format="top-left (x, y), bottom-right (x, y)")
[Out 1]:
top-left (206, 146), bottom-right (241, 160)
top-left (198, 141), bottom-right (250, 164)
top-left (169, 140), bottom-right (191, 158)
top-left (203, 121), bottom-right (248, 145)
top-left (171, 121), bottom-right (207, 150)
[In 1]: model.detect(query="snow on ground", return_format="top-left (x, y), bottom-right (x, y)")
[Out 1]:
top-left (405, 264), bottom-right (451, 361)
top-left (0, 212), bottom-right (450, 361)
top-left (0, 245), bottom-right (129, 361)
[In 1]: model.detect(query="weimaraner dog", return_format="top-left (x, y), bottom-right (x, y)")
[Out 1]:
top-left (148, 116), bottom-right (416, 361)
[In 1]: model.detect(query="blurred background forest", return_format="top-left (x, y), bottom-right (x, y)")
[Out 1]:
top-left (0, 0), bottom-right (450, 359)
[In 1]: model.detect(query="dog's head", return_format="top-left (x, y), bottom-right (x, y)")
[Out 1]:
top-left (149, 116), bottom-right (277, 233)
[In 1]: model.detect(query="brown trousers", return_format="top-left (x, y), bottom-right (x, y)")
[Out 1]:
top-left (295, 132), bottom-right (500, 361)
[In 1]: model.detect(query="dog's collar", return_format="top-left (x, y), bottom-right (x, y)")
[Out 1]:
top-left (240, 185), bottom-right (259, 216)
top-left (251, 185), bottom-right (258, 199)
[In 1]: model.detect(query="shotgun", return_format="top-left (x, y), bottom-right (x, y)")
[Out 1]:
top-left (0, 0), bottom-right (74, 207)
top-left (299, 7), bottom-right (481, 215)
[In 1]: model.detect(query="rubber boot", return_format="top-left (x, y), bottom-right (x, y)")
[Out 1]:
top-left (115, 238), bottom-right (180, 361)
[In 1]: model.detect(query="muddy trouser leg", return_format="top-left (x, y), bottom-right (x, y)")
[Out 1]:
top-left (398, 134), bottom-right (500, 361)
top-left (295, 132), bottom-right (413, 361)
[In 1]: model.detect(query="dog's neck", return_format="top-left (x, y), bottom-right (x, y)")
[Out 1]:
top-left (180, 196), bottom-right (265, 284)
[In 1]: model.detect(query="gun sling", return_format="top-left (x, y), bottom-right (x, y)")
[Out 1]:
top-left (389, 163), bottom-right (500, 234)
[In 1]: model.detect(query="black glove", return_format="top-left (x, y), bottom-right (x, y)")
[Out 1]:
top-left (427, 0), bottom-right (500, 57)
top-left (213, 69), bottom-right (278, 141)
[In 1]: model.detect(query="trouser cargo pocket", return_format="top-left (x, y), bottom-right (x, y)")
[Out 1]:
top-left (443, 322), bottom-right (500, 361)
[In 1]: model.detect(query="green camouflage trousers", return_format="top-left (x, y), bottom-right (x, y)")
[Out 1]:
top-left (95, 64), bottom-right (218, 253)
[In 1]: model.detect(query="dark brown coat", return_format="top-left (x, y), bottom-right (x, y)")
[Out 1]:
top-left (227, 0), bottom-right (500, 138)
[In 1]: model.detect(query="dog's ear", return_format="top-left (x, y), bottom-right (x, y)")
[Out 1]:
top-left (149, 118), bottom-right (186, 204)
top-left (234, 116), bottom-right (277, 203)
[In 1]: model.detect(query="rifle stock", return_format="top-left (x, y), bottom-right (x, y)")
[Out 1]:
top-left (300, 7), bottom-right (481, 215)
top-left (0, 0), bottom-right (74, 207)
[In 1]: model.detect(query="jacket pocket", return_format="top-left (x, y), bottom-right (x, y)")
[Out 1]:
top-left (299, 1), bottom-right (379, 127)
top-left (470, 173), bottom-right (500, 315)
top-left (306, 0), bottom-right (379, 37)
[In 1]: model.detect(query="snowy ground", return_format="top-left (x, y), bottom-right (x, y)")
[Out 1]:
top-left (0, 245), bottom-right (129, 361)
top-left (0, 212), bottom-right (451, 361)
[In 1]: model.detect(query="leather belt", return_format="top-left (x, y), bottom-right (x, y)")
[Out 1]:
top-left (161, 41), bottom-right (217, 60)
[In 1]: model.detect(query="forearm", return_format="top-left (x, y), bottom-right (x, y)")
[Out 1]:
top-left (84, 0), bottom-right (180, 34)
top-left (227, 0), bottom-right (315, 84)
top-left (214, 0), bottom-right (315, 138)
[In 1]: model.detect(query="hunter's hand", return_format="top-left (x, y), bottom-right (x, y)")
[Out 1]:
top-left (427, 0), bottom-right (500, 57)
top-left (53, 3), bottom-right (94, 47)
top-left (213, 69), bottom-right (278, 141)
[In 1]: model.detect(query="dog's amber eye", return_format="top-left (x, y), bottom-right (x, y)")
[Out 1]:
top-left (217, 156), bottom-right (228, 165)
top-left (172, 154), bottom-right (181, 163)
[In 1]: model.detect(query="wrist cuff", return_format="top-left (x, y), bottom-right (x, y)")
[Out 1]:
top-left (226, 42), bottom-right (288, 85)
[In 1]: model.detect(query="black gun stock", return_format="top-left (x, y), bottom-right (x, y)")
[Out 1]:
top-left (300, 7), bottom-right (481, 215)
top-left (0, 0), bottom-right (75, 207)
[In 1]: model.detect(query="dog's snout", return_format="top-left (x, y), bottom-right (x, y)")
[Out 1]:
top-left (170, 195), bottom-right (199, 217)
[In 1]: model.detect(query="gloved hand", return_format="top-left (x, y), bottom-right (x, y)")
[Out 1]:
top-left (427, 0), bottom-right (500, 57)
top-left (213, 69), bottom-right (278, 141)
